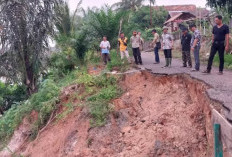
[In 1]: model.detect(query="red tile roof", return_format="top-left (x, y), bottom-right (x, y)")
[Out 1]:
top-left (154, 4), bottom-right (196, 12)
top-left (154, 5), bottom-right (209, 17)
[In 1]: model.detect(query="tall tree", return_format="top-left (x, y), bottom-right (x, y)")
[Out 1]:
top-left (149, 0), bottom-right (155, 27)
top-left (0, 0), bottom-right (62, 95)
top-left (112, 0), bottom-right (145, 11)
top-left (207, 0), bottom-right (232, 16)
top-left (86, 6), bottom-right (124, 48)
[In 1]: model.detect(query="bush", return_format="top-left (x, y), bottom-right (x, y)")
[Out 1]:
top-left (0, 82), bottom-right (28, 113)
top-left (83, 73), bottom-right (122, 127)
top-left (214, 54), bottom-right (232, 69)
top-left (107, 50), bottom-right (130, 72)
top-left (49, 47), bottom-right (79, 78)
top-left (88, 101), bottom-right (113, 127)
top-left (85, 50), bottom-right (101, 65)
top-left (0, 79), bottom-right (60, 143)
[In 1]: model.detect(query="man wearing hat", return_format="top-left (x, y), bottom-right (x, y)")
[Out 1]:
top-left (161, 26), bottom-right (174, 68)
top-left (181, 28), bottom-right (192, 68)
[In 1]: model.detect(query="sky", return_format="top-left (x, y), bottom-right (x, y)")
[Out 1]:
top-left (68, 0), bottom-right (208, 11)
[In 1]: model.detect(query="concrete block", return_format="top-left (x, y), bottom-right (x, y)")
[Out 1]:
top-left (212, 109), bottom-right (232, 153)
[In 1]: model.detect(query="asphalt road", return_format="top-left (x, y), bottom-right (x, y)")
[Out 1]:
top-left (138, 51), bottom-right (232, 122)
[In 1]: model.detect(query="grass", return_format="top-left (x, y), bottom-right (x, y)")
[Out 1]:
top-left (76, 72), bottom-right (122, 127)
top-left (214, 53), bottom-right (232, 70)
top-left (107, 49), bottom-right (130, 72)
top-left (0, 48), bottom-right (128, 149)
top-left (0, 70), bottom-right (81, 144)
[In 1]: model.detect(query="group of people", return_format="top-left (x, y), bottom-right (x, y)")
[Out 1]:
top-left (99, 31), bottom-right (144, 65)
top-left (100, 15), bottom-right (230, 75)
top-left (152, 15), bottom-right (230, 75)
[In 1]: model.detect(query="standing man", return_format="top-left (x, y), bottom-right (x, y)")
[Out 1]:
top-left (203, 15), bottom-right (230, 75)
top-left (181, 28), bottom-right (192, 68)
top-left (190, 24), bottom-right (201, 72)
top-left (100, 36), bottom-right (111, 65)
top-left (131, 31), bottom-right (143, 65)
top-left (161, 26), bottom-right (174, 68)
top-left (118, 32), bottom-right (130, 61)
top-left (152, 29), bottom-right (160, 64)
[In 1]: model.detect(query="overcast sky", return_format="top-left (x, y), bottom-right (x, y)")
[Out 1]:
top-left (68, 0), bottom-right (208, 11)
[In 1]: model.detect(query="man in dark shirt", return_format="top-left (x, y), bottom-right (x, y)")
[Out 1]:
top-left (181, 28), bottom-right (192, 68)
top-left (203, 15), bottom-right (230, 75)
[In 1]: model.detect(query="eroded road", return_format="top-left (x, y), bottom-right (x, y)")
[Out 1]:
top-left (139, 52), bottom-right (232, 121)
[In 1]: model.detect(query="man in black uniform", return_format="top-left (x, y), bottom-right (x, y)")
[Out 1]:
top-left (203, 15), bottom-right (230, 75)
top-left (181, 28), bottom-right (192, 68)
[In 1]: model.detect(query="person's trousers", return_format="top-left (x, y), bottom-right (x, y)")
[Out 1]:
top-left (132, 48), bottom-right (142, 64)
top-left (182, 51), bottom-right (192, 67)
top-left (102, 53), bottom-right (111, 64)
top-left (120, 50), bottom-right (130, 60)
top-left (193, 46), bottom-right (200, 71)
top-left (154, 47), bottom-right (160, 63)
top-left (207, 42), bottom-right (225, 72)
top-left (164, 49), bottom-right (172, 58)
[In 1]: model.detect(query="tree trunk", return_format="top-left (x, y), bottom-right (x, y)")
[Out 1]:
top-left (0, 107), bottom-right (4, 115)
top-left (20, 14), bottom-right (37, 95)
top-left (150, 1), bottom-right (152, 28)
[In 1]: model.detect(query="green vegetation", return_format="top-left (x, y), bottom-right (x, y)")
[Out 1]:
top-left (75, 69), bottom-right (122, 127)
top-left (0, 83), bottom-right (28, 114)
top-left (214, 54), bottom-right (232, 70)
top-left (0, 79), bottom-right (60, 142)
top-left (107, 50), bottom-right (130, 72)
top-left (207, 0), bottom-right (232, 16)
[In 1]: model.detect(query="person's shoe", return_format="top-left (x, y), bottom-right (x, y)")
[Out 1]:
top-left (182, 65), bottom-right (187, 68)
top-left (153, 62), bottom-right (160, 64)
top-left (162, 65), bottom-right (168, 68)
top-left (202, 70), bottom-right (210, 74)
top-left (191, 69), bottom-right (198, 72)
top-left (218, 71), bottom-right (223, 75)
top-left (140, 63), bottom-right (143, 65)
top-left (188, 65), bottom-right (192, 68)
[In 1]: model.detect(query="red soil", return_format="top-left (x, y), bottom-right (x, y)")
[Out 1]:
top-left (1, 71), bottom-right (215, 157)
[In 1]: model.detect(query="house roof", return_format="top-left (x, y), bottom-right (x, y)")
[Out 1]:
top-left (154, 5), bottom-right (209, 18)
top-left (164, 12), bottom-right (196, 25)
top-left (154, 4), bottom-right (196, 12)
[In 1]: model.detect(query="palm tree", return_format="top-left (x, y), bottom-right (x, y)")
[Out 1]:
top-left (149, 0), bottom-right (155, 27)
top-left (112, 0), bottom-right (145, 11)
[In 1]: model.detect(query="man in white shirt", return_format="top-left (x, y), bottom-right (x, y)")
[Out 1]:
top-left (161, 26), bottom-right (174, 68)
top-left (130, 31), bottom-right (143, 65)
top-left (100, 36), bottom-right (111, 65)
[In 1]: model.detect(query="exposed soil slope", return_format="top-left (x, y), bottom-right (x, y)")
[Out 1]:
top-left (2, 70), bottom-right (215, 157)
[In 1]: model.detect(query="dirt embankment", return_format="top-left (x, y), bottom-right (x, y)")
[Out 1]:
top-left (2, 70), bottom-right (218, 157)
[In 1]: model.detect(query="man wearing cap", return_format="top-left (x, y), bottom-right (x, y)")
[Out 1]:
top-left (161, 26), bottom-right (174, 68)
top-left (181, 28), bottom-right (192, 68)
top-left (190, 24), bottom-right (201, 71)
top-left (130, 31), bottom-right (143, 65)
